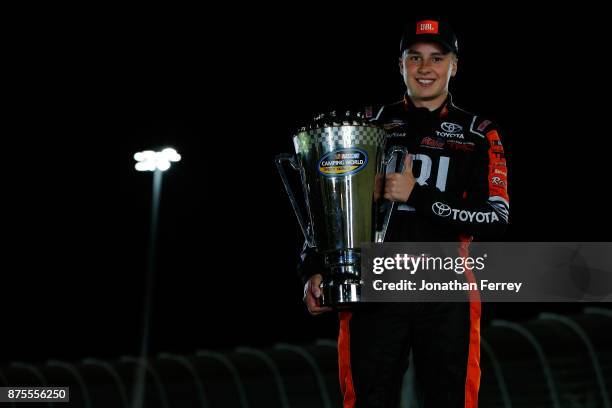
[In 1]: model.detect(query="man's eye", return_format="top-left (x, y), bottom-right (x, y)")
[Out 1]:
top-left (409, 56), bottom-right (421, 62)
top-left (432, 57), bottom-right (443, 63)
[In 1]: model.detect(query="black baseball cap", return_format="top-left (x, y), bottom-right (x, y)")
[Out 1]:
top-left (400, 17), bottom-right (458, 55)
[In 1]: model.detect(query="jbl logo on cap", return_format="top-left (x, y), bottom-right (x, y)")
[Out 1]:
top-left (416, 20), bottom-right (439, 35)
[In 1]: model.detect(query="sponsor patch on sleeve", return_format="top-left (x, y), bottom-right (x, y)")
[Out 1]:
top-left (486, 130), bottom-right (509, 202)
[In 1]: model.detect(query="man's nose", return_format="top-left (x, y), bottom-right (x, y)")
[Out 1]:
top-left (417, 60), bottom-right (432, 73)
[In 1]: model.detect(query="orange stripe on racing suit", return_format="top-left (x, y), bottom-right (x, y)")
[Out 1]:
top-left (338, 311), bottom-right (356, 408)
top-left (460, 236), bottom-right (482, 408)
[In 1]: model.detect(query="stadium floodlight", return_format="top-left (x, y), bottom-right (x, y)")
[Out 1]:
top-left (131, 146), bottom-right (182, 408)
top-left (134, 148), bottom-right (181, 172)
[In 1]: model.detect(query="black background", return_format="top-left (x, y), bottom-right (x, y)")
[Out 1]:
top-left (3, 7), bottom-right (610, 364)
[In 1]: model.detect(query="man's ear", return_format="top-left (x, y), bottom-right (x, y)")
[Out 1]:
top-left (399, 57), bottom-right (404, 75)
top-left (450, 57), bottom-right (458, 78)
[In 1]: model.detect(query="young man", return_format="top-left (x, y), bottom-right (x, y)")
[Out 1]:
top-left (300, 17), bottom-right (510, 407)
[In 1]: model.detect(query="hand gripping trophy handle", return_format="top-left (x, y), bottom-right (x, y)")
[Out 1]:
top-left (274, 153), bottom-right (314, 248)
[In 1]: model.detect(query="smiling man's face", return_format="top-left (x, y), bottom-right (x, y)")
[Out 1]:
top-left (400, 41), bottom-right (457, 108)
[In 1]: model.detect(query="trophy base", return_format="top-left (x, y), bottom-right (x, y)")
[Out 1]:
top-left (320, 279), bottom-right (363, 309)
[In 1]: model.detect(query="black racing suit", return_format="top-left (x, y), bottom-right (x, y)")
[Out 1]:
top-left (299, 94), bottom-right (510, 407)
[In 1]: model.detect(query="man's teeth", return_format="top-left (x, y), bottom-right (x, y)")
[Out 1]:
top-left (417, 79), bottom-right (434, 84)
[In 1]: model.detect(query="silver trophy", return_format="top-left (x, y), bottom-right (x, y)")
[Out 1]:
top-left (276, 113), bottom-right (406, 308)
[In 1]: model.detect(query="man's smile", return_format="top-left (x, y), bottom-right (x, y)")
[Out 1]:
top-left (416, 78), bottom-right (436, 87)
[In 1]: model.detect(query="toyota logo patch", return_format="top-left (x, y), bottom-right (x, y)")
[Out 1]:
top-left (432, 202), bottom-right (452, 217)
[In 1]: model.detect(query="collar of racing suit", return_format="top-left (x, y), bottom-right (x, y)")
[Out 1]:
top-left (402, 92), bottom-right (452, 118)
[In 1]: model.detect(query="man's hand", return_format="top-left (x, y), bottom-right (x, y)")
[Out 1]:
top-left (303, 274), bottom-right (332, 316)
top-left (384, 155), bottom-right (416, 202)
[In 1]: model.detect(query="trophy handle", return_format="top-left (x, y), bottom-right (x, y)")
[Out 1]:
top-left (275, 153), bottom-right (315, 247)
top-left (376, 145), bottom-right (409, 243)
